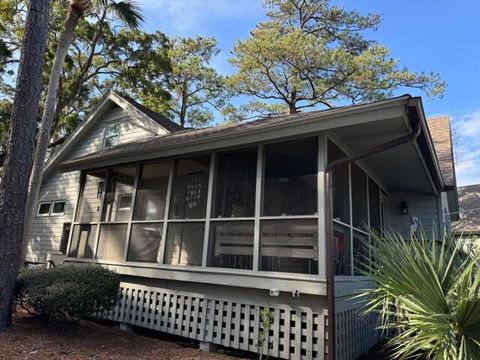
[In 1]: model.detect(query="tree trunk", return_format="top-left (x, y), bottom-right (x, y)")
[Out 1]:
top-left (0, 0), bottom-right (50, 330)
top-left (22, 5), bottom-right (83, 263)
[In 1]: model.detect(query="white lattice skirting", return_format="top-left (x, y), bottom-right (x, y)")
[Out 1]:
top-left (336, 309), bottom-right (381, 360)
top-left (100, 282), bottom-right (379, 360)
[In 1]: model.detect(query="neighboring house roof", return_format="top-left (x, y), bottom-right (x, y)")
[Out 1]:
top-left (427, 116), bottom-right (456, 188)
top-left (452, 184), bottom-right (480, 234)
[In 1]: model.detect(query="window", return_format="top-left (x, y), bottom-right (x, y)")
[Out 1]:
top-left (164, 222), bottom-right (205, 266)
top-left (208, 221), bottom-right (254, 269)
top-left (52, 201), bottom-right (66, 215)
top-left (103, 122), bottom-right (120, 148)
top-left (263, 138), bottom-right (317, 216)
top-left (37, 201), bottom-right (66, 216)
top-left (213, 149), bottom-right (257, 218)
top-left (260, 219), bottom-right (318, 274)
top-left (37, 202), bottom-right (51, 216)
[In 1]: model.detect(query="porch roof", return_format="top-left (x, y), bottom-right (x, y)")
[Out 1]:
top-left (58, 95), bottom-right (450, 196)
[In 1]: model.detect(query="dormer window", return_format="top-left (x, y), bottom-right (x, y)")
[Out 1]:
top-left (103, 122), bottom-right (120, 148)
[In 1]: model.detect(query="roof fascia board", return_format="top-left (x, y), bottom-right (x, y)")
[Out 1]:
top-left (59, 98), bottom-right (409, 171)
top-left (400, 112), bottom-right (439, 194)
top-left (409, 97), bottom-right (446, 190)
top-left (109, 92), bottom-right (169, 135)
top-left (43, 93), bottom-right (113, 175)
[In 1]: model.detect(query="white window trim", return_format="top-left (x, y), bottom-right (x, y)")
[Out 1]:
top-left (102, 122), bottom-right (120, 149)
top-left (51, 200), bottom-right (66, 216)
top-left (36, 200), bottom-right (66, 217)
top-left (36, 202), bottom-right (52, 217)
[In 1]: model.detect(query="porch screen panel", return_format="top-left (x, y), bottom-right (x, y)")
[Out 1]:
top-left (333, 222), bottom-right (352, 276)
top-left (208, 221), bottom-right (254, 269)
top-left (128, 223), bottom-right (162, 262)
top-left (260, 219), bottom-right (318, 274)
top-left (133, 162), bottom-right (170, 221)
top-left (368, 178), bottom-right (381, 232)
top-left (328, 141), bottom-right (350, 224)
top-left (353, 231), bottom-right (369, 276)
top-left (75, 170), bottom-right (107, 223)
top-left (213, 149), bottom-right (257, 218)
top-left (101, 167), bottom-right (136, 222)
top-left (169, 157), bottom-right (210, 219)
top-left (97, 223), bottom-right (128, 261)
top-left (351, 163), bottom-right (368, 229)
top-left (164, 222), bottom-right (205, 266)
top-left (68, 224), bottom-right (96, 258)
top-left (263, 138), bottom-right (317, 216)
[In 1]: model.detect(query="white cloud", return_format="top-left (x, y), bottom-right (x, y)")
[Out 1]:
top-left (449, 108), bottom-right (480, 186)
top-left (137, 0), bottom-right (264, 36)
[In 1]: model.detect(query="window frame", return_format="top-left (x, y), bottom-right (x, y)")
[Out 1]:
top-left (102, 121), bottom-right (120, 149)
top-left (36, 202), bottom-right (52, 217)
top-left (51, 200), bottom-right (66, 216)
top-left (36, 200), bottom-right (66, 217)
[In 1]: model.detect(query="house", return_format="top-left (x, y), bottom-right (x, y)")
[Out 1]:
top-left (453, 184), bottom-right (480, 252)
top-left (27, 91), bottom-right (458, 360)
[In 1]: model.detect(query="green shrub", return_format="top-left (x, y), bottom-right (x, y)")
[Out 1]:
top-left (16, 265), bottom-right (120, 320)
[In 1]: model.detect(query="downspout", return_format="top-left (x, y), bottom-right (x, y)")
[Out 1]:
top-left (325, 118), bottom-right (421, 360)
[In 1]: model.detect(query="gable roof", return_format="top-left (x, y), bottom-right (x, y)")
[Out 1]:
top-left (43, 91), bottom-right (182, 176)
top-left (452, 184), bottom-right (480, 234)
top-left (120, 95), bottom-right (184, 133)
top-left (427, 116), bottom-right (456, 188)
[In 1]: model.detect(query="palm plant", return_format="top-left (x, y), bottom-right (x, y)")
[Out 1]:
top-left (358, 230), bottom-right (480, 359)
top-left (22, 0), bottom-right (143, 260)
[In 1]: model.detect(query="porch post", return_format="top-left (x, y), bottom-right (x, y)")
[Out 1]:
top-left (317, 134), bottom-right (327, 279)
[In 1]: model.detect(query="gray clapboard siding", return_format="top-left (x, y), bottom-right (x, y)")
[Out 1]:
top-left (27, 170), bottom-right (80, 262)
top-left (388, 191), bottom-right (442, 239)
top-left (29, 105), bottom-right (164, 262)
top-left (66, 106), bottom-right (162, 161)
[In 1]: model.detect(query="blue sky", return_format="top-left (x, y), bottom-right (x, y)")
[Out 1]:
top-left (136, 0), bottom-right (480, 186)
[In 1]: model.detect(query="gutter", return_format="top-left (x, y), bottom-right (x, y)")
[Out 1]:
top-left (325, 115), bottom-right (421, 360)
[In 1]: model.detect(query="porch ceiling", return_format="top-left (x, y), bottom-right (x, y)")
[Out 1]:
top-left (331, 116), bottom-right (435, 194)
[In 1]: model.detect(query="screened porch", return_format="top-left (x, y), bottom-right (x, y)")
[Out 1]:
top-left (65, 132), bottom-right (387, 290)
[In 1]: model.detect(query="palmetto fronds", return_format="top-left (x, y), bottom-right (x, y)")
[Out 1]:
top-left (358, 230), bottom-right (480, 359)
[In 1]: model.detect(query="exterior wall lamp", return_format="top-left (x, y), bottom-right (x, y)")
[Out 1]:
top-left (400, 200), bottom-right (409, 215)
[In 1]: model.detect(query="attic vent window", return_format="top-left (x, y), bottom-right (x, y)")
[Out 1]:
top-left (103, 122), bottom-right (120, 148)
